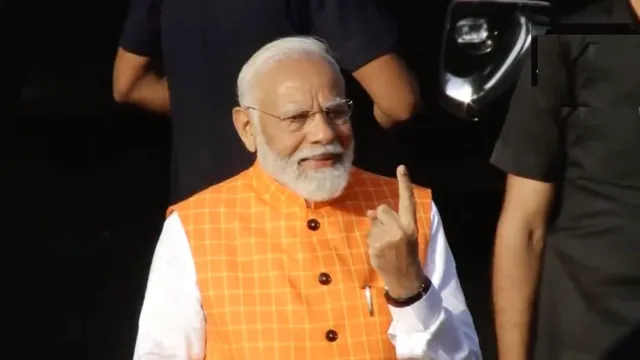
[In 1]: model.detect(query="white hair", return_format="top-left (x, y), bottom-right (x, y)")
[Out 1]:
top-left (236, 36), bottom-right (341, 106)
top-left (237, 36), bottom-right (353, 202)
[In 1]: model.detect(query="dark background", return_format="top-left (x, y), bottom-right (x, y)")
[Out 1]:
top-left (4, 0), bottom-right (588, 359)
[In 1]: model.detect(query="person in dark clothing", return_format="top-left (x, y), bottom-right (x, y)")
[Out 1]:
top-left (490, 0), bottom-right (640, 359)
top-left (112, 0), bottom-right (419, 204)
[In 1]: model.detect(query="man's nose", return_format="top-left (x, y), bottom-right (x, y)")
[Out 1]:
top-left (306, 113), bottom-right (337, 144)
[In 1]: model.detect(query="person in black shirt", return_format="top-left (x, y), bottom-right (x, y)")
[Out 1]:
top-left (491, 0), bottom-right (640, 359)
top-left (112, 0), bottom-right (419, 204)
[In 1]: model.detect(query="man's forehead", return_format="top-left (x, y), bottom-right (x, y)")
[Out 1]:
top-left (258, 81), bottom-right (345, 109)
top-left (252, 56), bottom-right (344, 105)
top-left (280, 96), bottom-right (346, 111)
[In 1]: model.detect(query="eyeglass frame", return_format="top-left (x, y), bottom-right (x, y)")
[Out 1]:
top-left (242, 99), bottom-right (354, 132)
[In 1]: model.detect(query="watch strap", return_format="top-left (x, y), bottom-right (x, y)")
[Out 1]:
top-left (383, 277), bottom-right (432, 308)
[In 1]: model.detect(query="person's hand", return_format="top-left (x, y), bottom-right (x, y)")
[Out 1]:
top-left (366, 165), bottom-right (426, 299)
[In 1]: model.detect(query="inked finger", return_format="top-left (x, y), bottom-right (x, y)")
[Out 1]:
top-left (396, 165), bottom-right (417, 229)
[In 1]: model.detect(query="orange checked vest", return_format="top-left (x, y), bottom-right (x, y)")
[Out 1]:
top-left (170, 163), bottom-right (432, 360)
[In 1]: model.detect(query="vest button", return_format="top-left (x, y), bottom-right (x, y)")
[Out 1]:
top-left (318, 272), bottom-right (332, 285)
top-left (307, 218), bottom-right (320, 231)
top-left (325, 329), bottom-right (338, 342)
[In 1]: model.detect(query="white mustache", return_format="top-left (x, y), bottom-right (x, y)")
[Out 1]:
top-left (291, 143), bottom-right (345, 162)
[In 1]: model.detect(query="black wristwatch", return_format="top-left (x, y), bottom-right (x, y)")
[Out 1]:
top-left (384, 277), bottom-right (432, 308)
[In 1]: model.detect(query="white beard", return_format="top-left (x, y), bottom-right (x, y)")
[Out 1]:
top-left (254, 129), bottom-right (354, 202)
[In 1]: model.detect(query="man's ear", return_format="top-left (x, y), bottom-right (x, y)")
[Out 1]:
top-left (232, 107), bottom-right (257, 153)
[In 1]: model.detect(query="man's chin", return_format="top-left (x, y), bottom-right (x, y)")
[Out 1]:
top-left (291, 170), bottom-right (350, 202)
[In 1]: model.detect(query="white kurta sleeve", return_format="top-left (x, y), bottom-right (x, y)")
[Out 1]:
top-left (388, 201), bottom-right (481, 359)
top-left (133, 212), bottom-right (205, 360)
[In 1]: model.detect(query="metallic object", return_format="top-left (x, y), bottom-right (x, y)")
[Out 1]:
top-left (365, 285), bottom-right (373, 316)
top-left (455, 18), bottom-right (494, 55)
top-left (439, 0), bottom-right (552, 120)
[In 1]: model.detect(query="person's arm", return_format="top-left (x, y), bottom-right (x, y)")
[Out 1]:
top-left (354, 53), bottom-right (419, 127)
top-left (387, 201), bottom-right (481, 359)
top-left (489, 34), bottom-right (568, 360)
top-left (112, 0), bottom-right (170, 114)
top-left (133, 212), bottom-right (205, 359)
top-left (113, 49), bottom-right (170, 114)
top-left (307, 0), bottom-right (419, 127)
top-left (493, 175), bottom-right (554, 360)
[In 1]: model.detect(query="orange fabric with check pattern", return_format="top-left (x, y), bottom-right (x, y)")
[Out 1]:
top-left (171, 163), bottom-right (432, 360)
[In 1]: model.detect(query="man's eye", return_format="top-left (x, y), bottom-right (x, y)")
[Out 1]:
top-left (326, 108), bottom-right (348, 120)
top-left (287, 113), bottom-right (309, 122)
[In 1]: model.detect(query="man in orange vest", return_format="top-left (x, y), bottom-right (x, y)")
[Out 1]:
top-left (132, 36), bottom-right (480, 360)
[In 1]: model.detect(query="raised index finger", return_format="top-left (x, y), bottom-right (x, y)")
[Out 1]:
top-left (396, 165), bottom-right (416, 230)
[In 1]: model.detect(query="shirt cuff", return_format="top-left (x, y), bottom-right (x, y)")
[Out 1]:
top-left (387, 286), bottom-right (445, 333)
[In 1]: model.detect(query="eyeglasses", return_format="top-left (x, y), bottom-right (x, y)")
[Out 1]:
top-left (244, 99), bottom-right (353, 132)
